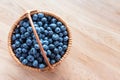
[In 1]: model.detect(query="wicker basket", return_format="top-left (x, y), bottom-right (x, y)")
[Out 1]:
top-left (8, 10), bottom-right (72, 72)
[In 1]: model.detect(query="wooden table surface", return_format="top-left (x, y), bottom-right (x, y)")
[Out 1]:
top-left (0, 0), bottom-right (120, 80)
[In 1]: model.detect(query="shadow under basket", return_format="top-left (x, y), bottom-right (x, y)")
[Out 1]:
top-left (8, 10), bottom-right (72, 72)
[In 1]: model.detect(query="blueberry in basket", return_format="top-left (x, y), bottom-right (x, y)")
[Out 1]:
top-left (9, 10), bottom-right (71, 71)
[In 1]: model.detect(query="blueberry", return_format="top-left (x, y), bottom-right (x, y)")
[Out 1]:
top-left (29, 48), bottom-right (37, 55)
top-left (41, 17), bottom-right (47, 23)
top-left (63, 36), bottom-right (69, 41)
top-left (57, 21), bottom-right (62, 26)
top-left (37, 21), bottom-right (43, 26)
top-left (15, 53), bottom-right (21, 58)
top-left (63, 31), bottom-right (68, 36)
top-left (60, 51), bottom-right (65, 56)
top-left (48, 39), bottom-right (53, 43)
top-left (33, 22), bottom-right (37, 24)
top-left (43, 40), bottom-right (49, 45)
top-left (50, 60), bottom-right (56, 64)
top-left (52, 34), bottom-right (59, 40)
top-left (22, 22), bottom-right (29, 28)
top-left (15, 34), bottom-right (20, 39)
top-left (28, 36), bottom-right (32, 40)
top-left (44, 37), bottom-right (48, 40)
top-left (51, 18), bottom-right (57, 23)
top-left (47, 27), bottom-right (52, 31)
top-left (39, 64), bottom-right (45, 69)
top-left (54, 48), bottom-right (59, 54)
top-left (54, 41), bottom-right (59, 47)
top-left (47, 16), bottom-right (52, 21)
top-left (19, 57), bottom-right (24, 62)
top-left (33, 60), bottom-right (38, 67)
top-left (63, 41), bottom-right (68, 45)
top-left (59, 37), bottom-right (63, 42)
top-left (55, 54), bottom-right (61, 61)
top-left (50, 54), bottom-right (55, 58)
top-left (15, 48), bottom-right (22, 54)
top-left (44, 24), bottom-right (48, 28)
top-left (60, 25), bottom-right (66, 32)
top-left (19, 20), bottom-right (24, 26)
top-left (15, 28), bottom-right (19, 33)
top-left (38, 13), bottom-right (44, 18)
top-left (34, 44), bottom-right (39, 49)
top-left (63, 45), bottom-right (67, 51)
top-left (59, 33), bottom-right (63, 37)
top-left (35, 27), bottom-right (41, 34)
top-left (43, 45), bottom-right (49, 51)
top-left (34, 23), bottom-right (39, 27)
top-left (48, 31), bottom-right (53, 36)
top-left (27, 27), bottom-right (32, 33)
top-left (49, 23), bottom-right (56, 29)
top-left (32, 14), bottom-right (38, 21)
top-left (46, 50), bottom-right (51, 56)
top-left (49, 44), bottom-right (55, 49)
top-left (58, 46), bottom-right (63, 52)
top-left (33, 39), bottom-right (37, 44)
top-left (22, 48), bottom-right (27, 53)
top-left (12, 35), bottom-right (16, 41)
top-left (19, 38), bottom-right (24, 43)
top-left (55, 27), bottom-right (61, 33)
top-left (40, 27), bottom-right (44, 33)
top-left (39, 34), bottom-right (45, 38)
top-left (21, 34), bottom-right (25, 39)
top-left (22, 59), bottom-right (28, 65)
top-left (12, 44), bottom-right (16, 49)
top-left (34, 53), bottom-right (40, 58)
top-left (38, 57), bottom-right (43, 62)
top-left (15, 41), bottom-right (20, 47)
top-left (59, 42), bottom-right (63, 46)
top-left (20, 27), bottom-right (26, 34)
top-left (32, 34), bottom-right (36, 39)
top-left (27, 55), bottom-right (34, 62)
top-left (44, 30), bottom-right (48, 35)
top-left (26, 39), bottom-right (32, 46)
top-left (24, 32), bottom-right (30, 38)
top-left (22, 43), bottom-right (28, 49)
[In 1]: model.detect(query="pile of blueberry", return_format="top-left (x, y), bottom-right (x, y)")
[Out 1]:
top-left (11, 12), bottom-right (69, 69)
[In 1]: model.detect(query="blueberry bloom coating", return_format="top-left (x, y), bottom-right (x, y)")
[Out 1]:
top-left (50, 60), bottom-right (56, 64)
top-left (55, 27), bottom-right (61, 33)
top-left (27, 27), bottom-right (33, 33)
top-left (27, 55), bottom-right (34, 62)
top-left (15, 41), bottom-right (20, 47)
top-left (22, 59), bottom-right (28, 65)
top-left (55, 54), bottom-right (61, 61)
top-left (49, 23), bottom-right (56, 29)
top-left (38, 13), bottom-right (44, 18)
top-left (26, 39), bottom-right (32, 46)
top-left (33, 60), bottom-right (38, 67)
top-left (34, 44), bottom-right (39, 49)
top-left (52, 34), bottom-right (59, 41)
top-left (32, 14), bottom-right (38, 21)
top-left (39, 64), bottom-right (46, 69)
top-left (11, 12), bottom-right (69, 69)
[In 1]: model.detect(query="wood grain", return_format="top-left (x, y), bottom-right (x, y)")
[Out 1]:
top-left (0, 0), bottom-right (120, 80)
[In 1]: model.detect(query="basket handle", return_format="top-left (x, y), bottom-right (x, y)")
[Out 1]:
top-left (26, 10), bottom-right (53, 70)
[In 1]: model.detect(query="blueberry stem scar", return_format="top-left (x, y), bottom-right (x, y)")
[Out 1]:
top-left (26, 11), bottom-right (53, 70)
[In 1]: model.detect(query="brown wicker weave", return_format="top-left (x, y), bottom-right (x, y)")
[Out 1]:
top-left (8, 10), bottom-right (72, 72)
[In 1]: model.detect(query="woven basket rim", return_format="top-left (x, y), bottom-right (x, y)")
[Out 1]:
top-left (8, 10), bottom-right (72, 72)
